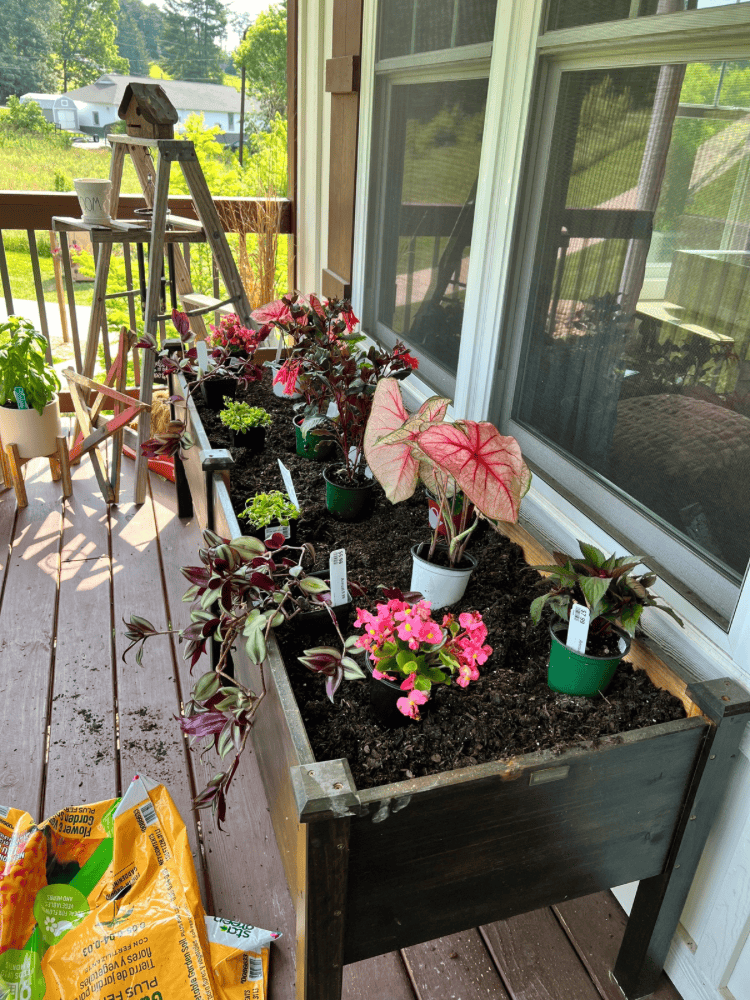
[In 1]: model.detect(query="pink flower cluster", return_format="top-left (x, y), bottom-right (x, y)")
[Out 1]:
top-left (353, 599), bottom-right (491, 719)
top-left (208, 314), bottom-right (264, 355)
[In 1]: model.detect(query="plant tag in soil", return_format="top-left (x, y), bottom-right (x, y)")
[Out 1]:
top-left (264, 523), bottom-right (290, 541)
top-left (196, 340), bottom-right (209, 375)
top-left (566, 603), bottom-right (590, 653)
top-left (13, 387), bottom-right (28, 410)
top-left (275, 332), bottom-right (284, 362)
top-left (329, 548), bottom-right (348, 607)
top-left (277, 459), bottom-right (299, 510)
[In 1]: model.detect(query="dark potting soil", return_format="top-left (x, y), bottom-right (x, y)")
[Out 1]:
top-left (192, 370), bottom-right (687, 789)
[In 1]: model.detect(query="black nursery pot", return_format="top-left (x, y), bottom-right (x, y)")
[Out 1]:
top-left (202, 377), bottom-right (237, 410)
top-left (247, 519), bottom-right (298, 546)
top-left (367, 663), bottom-right (410, 729)
top-left (231, 426), bottom-right (266, 452)
top-left (298, 592), bottom-right (353, 628)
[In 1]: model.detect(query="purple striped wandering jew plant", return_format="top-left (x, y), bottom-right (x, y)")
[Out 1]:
top-left (123, 528), bottom-right (365, 826)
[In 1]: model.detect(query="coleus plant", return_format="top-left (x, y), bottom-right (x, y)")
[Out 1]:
top-left (122, 528), bottom-right (364, 825)
top-left (363, 378), bottom-right (531, 567)
top-left (530, 540), bottom-right (684, 639)
top-left (136, 309), bottom-right (268, 458)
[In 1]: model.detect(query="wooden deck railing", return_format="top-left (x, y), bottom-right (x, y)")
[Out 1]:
top-left (0, 191), bottom-right (293, 377)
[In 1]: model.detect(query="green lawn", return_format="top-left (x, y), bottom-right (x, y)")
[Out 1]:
top-left (0, 136), bottom-right (142, 193)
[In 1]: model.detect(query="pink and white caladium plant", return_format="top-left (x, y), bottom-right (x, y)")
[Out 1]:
top-left (363, 378), bottom-right (532, 567)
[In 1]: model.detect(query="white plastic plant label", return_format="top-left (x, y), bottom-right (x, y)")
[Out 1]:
top-left (277, 459), bottom-right (299, 510)
top-left (566, 603), bottom-right (590, 653)
top-left (196, 340), bottom-right (209, 375)
top-left (264, 524), bottom-right (290, 541)
top-left (329, 549), bottom-right (348, 607)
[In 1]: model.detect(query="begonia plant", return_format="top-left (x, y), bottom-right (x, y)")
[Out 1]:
top-left (363, 378), bottom-right (531, 566)
top-left (304, 597), bottom-right (492, 719)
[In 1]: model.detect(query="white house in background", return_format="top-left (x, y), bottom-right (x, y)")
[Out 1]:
top-left (18, 93), bottom-right (57, 122)
top-left (34, 74), bottom-right (243, 137)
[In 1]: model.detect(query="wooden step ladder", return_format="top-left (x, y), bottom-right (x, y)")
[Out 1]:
top-left (78, 82), bottom-right (255, 504)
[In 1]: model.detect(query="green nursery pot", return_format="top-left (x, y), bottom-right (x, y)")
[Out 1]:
top-left (324, 465), bottom-right (375, 521)
top-left (293, 416), bottom-right (333, 460)
top-left (547, 621), bottom-right (630, 697)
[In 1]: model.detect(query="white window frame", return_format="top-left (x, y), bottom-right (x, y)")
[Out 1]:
top-left (354, 0), bottom-right (750, 685)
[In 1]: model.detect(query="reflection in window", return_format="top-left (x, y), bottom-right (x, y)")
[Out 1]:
top-left (546, 0), bottom-right (749, 32)
top-left (513, 62), bottom-right (750, 581)
top-left (370, 79), bottom-right (488, 381)
top-left (378, 0), bottom-right (497, 59)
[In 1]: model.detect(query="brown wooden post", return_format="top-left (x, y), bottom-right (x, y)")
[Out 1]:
top-left (613, 677), bottom-right (750, 999)
top-left (322, 0), bottom-right (363, 300)
top-left (291, 759), bottom-right (360, 1000)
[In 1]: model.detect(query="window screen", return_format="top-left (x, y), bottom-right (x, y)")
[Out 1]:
top-left (513, 61), bottom-right (750, 588)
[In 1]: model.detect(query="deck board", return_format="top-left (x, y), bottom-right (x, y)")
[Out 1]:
top-left (482, 909), bottom-right (602, 1000)
top-left (44, 457), bottom-right (116, 814)
top-left (0, 463), bottom-right (62, 816)
top-left (0, 455), bottom-right (687, 1000)
top-left (403, 930), bottom-right (511, 999)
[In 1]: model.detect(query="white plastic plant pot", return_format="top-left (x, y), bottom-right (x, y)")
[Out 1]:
top-left (73, 178), bottom-right (112, 225)
top-left (409, 542), bottom-right (477, 610)
top-left (0, 395), bottom-right (62, 461)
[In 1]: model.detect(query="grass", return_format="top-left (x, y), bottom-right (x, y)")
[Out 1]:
top-left (0, 135), bottom-right (142, 193)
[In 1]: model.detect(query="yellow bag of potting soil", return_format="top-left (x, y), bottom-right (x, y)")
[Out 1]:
top-left (0, 776), bottom-right (278, 1000)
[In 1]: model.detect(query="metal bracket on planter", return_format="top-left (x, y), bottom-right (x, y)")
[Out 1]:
top-left (200, 448), bottom-right (233, 533)
top-left (291, 760), bottom-right (362, 821)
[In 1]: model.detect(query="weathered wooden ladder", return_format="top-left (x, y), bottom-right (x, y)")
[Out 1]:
top-left (79, 83), bottom-right (254, 504)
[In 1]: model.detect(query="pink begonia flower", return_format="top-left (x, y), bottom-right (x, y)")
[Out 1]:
top-left (372, 668), bottom-right (396, 682)
top-left (396, 688), bottom-right (429, 719)
top-left (399, 672), bottom-right (417, 691)
top-left (456, 663), bottom-right (480, 688)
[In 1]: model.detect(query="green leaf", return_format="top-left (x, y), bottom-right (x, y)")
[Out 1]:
top-left (298, 576), bottom-right (330, 595)
top-left (414, 675), bottom-right (431, 692)
top-left (578, 541), bottom-right (606, 568)
top-left (529, 593), bottom-right (551, 624)
top-left (620, 604), bottom-right (643, 636)
top-left (193, 671), bottom-right (221, 701)
top-left (578, 575), bottom-right (611, 611)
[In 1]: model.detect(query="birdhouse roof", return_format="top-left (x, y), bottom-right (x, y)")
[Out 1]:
top-left (118, 82), bottom-right (179, 125)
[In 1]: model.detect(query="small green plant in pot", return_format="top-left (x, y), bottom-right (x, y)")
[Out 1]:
top-left (0, 316), bottom-right (62, 460)
top-left (219, 399), bottom-right (272, 451)
top-left (530, 541), bottom-right (684, 697)
top-left (239, 490), bottom-right (300, 542)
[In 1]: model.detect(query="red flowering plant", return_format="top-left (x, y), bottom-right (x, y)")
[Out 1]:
top-left (252, 293), bottom-right (362, 397)
top-left (346, 596), bottom-right (492, 719)
top-left (208, 313), bottom-right (267, 356)
top-left (123, 528), bottom-right (365, 825)
top-left (296, 340), bottom-right (419, 485)
top-left (136, 309), bottom-right (268, 459)
top-left (364, 378), bottom-right (531, 567)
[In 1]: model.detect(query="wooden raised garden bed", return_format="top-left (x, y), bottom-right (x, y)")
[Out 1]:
top-left (173, 374), bottom-right (750, 1000)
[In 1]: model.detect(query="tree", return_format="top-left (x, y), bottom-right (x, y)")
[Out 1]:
top-left (117, 0), bottom-right (151, 76)
top-left (0, 0), bottom-right (59, 104)
top-left (234, 2), bottom-right (287, 127)
top-left (55, 0), bottom-right (129, 92)
top-left (161, 0), bottom-right (229, 84)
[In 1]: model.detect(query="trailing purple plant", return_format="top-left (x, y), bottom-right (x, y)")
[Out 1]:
top-left (122, 527), bottom-right (365, 826)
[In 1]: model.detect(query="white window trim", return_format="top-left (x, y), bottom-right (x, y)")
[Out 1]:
top-left (354, 0), bottom-right (750, 686)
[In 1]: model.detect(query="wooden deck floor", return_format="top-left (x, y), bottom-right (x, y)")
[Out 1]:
top-left (0, 447), bottom-right (684, 1000)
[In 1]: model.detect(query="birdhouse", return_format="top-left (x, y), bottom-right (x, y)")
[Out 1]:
top-left (118, 82), bottom-right (178, 139)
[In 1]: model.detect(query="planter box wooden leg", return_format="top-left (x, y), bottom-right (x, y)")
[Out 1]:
top-left (292, 761), bottom-right (358, 1000)
top-left (613, 678), bottom-right (750, 999)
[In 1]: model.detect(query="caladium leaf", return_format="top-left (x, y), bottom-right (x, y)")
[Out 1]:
top-left (416, 421), bottom-right (531, 523)
top-left (363, 378), bottom-right (450, 503)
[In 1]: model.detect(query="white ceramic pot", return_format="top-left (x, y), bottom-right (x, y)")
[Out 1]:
top-left (0, 395), bottom-right (62, 461)
top-left (409, 542), bottom-right (477, 610)
top-left (74, 178), bottom-right (112, 225)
